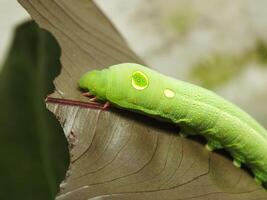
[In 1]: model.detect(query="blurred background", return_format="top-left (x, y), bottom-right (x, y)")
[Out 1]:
top-left (2, 0), bottom-right (267, 126)
top-left (0, 1), bottom-right (29, 67)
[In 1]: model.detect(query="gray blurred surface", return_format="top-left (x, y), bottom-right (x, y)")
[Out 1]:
top-left (0, 1), bottom-right (29, 68)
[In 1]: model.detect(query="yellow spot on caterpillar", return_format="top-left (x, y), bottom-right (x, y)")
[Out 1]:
top-left (164, 89), bottom-right (175, 98)
top-left (131, 70), bottom-right (149, 90)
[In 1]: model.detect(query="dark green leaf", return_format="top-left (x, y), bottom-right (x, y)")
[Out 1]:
top-left (0, 21), bottom-right (69, 200)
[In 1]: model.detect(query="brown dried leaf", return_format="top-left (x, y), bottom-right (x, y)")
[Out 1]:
top-left (18, 0), bottom-right (267, 199)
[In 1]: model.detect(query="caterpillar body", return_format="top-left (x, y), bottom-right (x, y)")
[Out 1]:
top-left (79, 63), bottom-right (267, 188)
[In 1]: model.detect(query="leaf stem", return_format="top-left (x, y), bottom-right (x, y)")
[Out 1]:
top-left (45, 97), bottom-right (106, 110)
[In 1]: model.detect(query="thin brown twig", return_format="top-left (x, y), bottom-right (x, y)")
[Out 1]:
top-left (45, 97), bottom-right (107, 110)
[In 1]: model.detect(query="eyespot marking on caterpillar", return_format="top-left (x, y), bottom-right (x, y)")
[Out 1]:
top-left (131, 70), bottom-right (149, 90)
top-left (164, 88), bottom-right (175, 98)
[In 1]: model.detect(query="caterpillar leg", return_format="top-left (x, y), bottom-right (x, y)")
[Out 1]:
top-left (82, 92), bottom-right (97, 101)
top-left (252, 170), bottom-right (267, 188)
top-left (205, 143), bottom-right (214, 151)
top-left (82, 92), bottom-right (110, 110)
top-left (89, 97), bottom-right (97, 102)
top-left (82, 92), bottom-right (93, 97)
top-left (180, 132), bottom-right (188, 138)
top-left (103, 102), bottom-right (110, 109)
top-left (233, 159), bottom-right (242, 168)
top-left (179, 125), bottom-right (196, 138)
top-left (254, 177), bottom-right (262, 185)
top-left (205, 140), bottom-right (223, 152)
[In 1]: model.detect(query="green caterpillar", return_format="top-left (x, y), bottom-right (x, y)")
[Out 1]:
top-left (79, 63), bottom-right (267, 188)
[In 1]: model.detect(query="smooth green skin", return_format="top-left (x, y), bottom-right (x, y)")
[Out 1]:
top-left (79, 63), bottom-right (267, 186)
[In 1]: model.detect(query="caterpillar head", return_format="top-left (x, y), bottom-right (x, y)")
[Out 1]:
top-left (79, 69), bottom-right (108, 100)
top-left (79, 63), bottom-right (162, 105)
